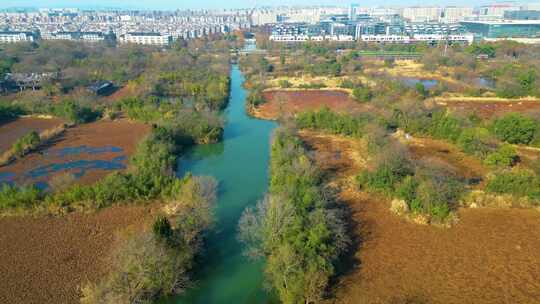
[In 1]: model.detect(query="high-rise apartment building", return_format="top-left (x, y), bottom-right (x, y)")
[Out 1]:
top-left (349, 4), bottom-right (360, 21)
top-left (441, 7), bottom-right (474, 23)
top-left (401, 7), bottom-right (442, 22)
top-left (479, 4), bottom-right (521, 17)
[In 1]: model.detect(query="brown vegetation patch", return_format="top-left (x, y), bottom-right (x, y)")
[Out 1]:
top-left (515, 146), bottom-right (540, 170)
top-left (104, 85), bottom-right (135, 103)
top-left (376, 60), bottom-right (459, 85)
top-left (0, 117), bottom-right (64, 153)
top-left (405, 136), bottom-right (485, 183)
top-left (0, 205), bottom-right (156, 304)
top-left (299, 130), bottom-right (365, 183)
top-left (300, 131), bottom-right (540, 304)
top-left (257, 90), bottom-right (368, 120)
top-left (438, 98), bottom-right (540, 119)
top-left (333, 192), bottom-right (540, 304)
top-left (0, 119), bottom-right (150, 186)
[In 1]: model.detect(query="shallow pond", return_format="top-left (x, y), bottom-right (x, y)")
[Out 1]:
top-left (399, 77), bottom-right (439, 89)
top-left (0, 145), bottom-right (127, 188)
top-left (475, 77), bottom-right (496, 89)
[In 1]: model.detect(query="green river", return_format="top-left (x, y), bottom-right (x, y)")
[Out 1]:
top-left (169, 65), bottom-right (277, 303)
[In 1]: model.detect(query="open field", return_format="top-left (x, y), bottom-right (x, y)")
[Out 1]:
top-left (299, 131), bottom-right (540, 304)
top-left (435, 97), bottom-right (540, 119)
top-left (396, 132), bottom-right (486, 184)
top-left (0, 205), bottom-right (156, 304)
top-left (256, 90), bottom-right (370, 120)
top-left (366, 60), bottom-right (458, 84)
top-left (0, 117), bottom-right (65, 153)
top-left (267, 75), bottom-right (372, 90)
top-left (0, 119), bottom-right (151, 187)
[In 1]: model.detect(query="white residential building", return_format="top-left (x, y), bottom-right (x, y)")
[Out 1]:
top-left (42, 32), bottom-right (74, 40)
top-left (0, 32), bottom-right (35, 43)
top-left (119, 32), bottom-right (171, 45)
top-left (80, 32), bottom-right (105, 42)
top-left (413, 34), bottom-right (474, 44)
top-left (360, 35), bottom-right (411, 43)
top-left (479, 4), bottom-right (521, 17)
top-left (441, 7), bottom-right (474, 23)
top-left (401, 7), bottom-right (442, 22)
top-left (251, 10), bottom-right (278, 26)
top-left (269, 34), bottom-right (353, 42)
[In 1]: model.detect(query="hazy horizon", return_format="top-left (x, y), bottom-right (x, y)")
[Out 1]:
top-left (2, 0), bottom-right (539, 10)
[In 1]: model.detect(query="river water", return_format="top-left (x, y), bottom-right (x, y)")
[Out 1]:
top-left (168, 65), bottom-right (277, 303)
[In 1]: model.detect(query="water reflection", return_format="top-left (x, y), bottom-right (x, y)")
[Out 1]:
top-left (399, 77), bottom-right (439, 89)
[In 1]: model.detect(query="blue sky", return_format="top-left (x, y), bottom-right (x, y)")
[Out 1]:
top-left (1, 0), bottom-right (538, 9)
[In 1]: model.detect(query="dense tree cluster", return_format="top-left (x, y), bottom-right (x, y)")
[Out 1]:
top-left (296, 107), bottom-right (369, 137)
top-left (239, 127), bottom-right (349, 303)
top-left (81, 176), bottom-right (217, 303)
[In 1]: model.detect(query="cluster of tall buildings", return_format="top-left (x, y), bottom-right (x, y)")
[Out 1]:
top-left (262, 3), bottom-right (540, 44)
top-left (0, 3), bottom-right (539, 46)
top-left (0, 8), bottom-right (251, 45)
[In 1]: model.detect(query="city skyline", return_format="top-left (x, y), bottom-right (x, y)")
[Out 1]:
top-left (2, 0), bottom-right (540, 10)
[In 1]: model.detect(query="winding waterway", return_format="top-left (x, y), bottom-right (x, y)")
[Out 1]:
top-left (169, 65), bottom-right (277, 303)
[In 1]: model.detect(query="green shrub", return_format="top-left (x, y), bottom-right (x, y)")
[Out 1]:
top-left (153, 215), bottom-right (174, 243)
top-left (456, 128), bottom-right (492, 158)
top-left (352, 86), bottom-right (372, 103)
top-left (428, 110), bottom-right (463, 142)
top-left (492, 113), bottom-right (537, 145)
top-left (0, 104), bottom-right (24, 123)
top-left (395, 175), bottom-right (419, 203)
top-left (296, 108), bottom-right (368, 137)
top-left (486, 169), bottom-right (540, 200)
top-left (0, 184), bottom-right (42, 211)
top-left (12, 131), bottom-right (40, 157)
top-left (357, 155), bottom-right (413, 195)
top-left (358, 144), bottom-right (463, 222)
top-left (52, 100), bottom-right (101, 124)
top-left (246, 89), bottom-right (266, 107)
top-left (278, 79), bottom-right (292, 88)
top-left (414, 176), bottom-right (462, 221)
top-left (484, 144), bottom-right (518, 167)
top-left (339, 79), bottom-right (355, 89)
top-left (415, 82), bottom-right (428, 98)
top-left (298, 82), bottom-right (327, 89)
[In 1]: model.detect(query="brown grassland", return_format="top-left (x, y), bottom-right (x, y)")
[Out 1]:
top-left (436, 98), bottom-right (540, 119)
top-left (299, 131), bottom-right (540, 304)
top-left (0, 117), bottom-right (65, 153)
top-left (255, 90), bottom-right (370, 120)
top-left (0, 205), bottom-right (156, 304)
